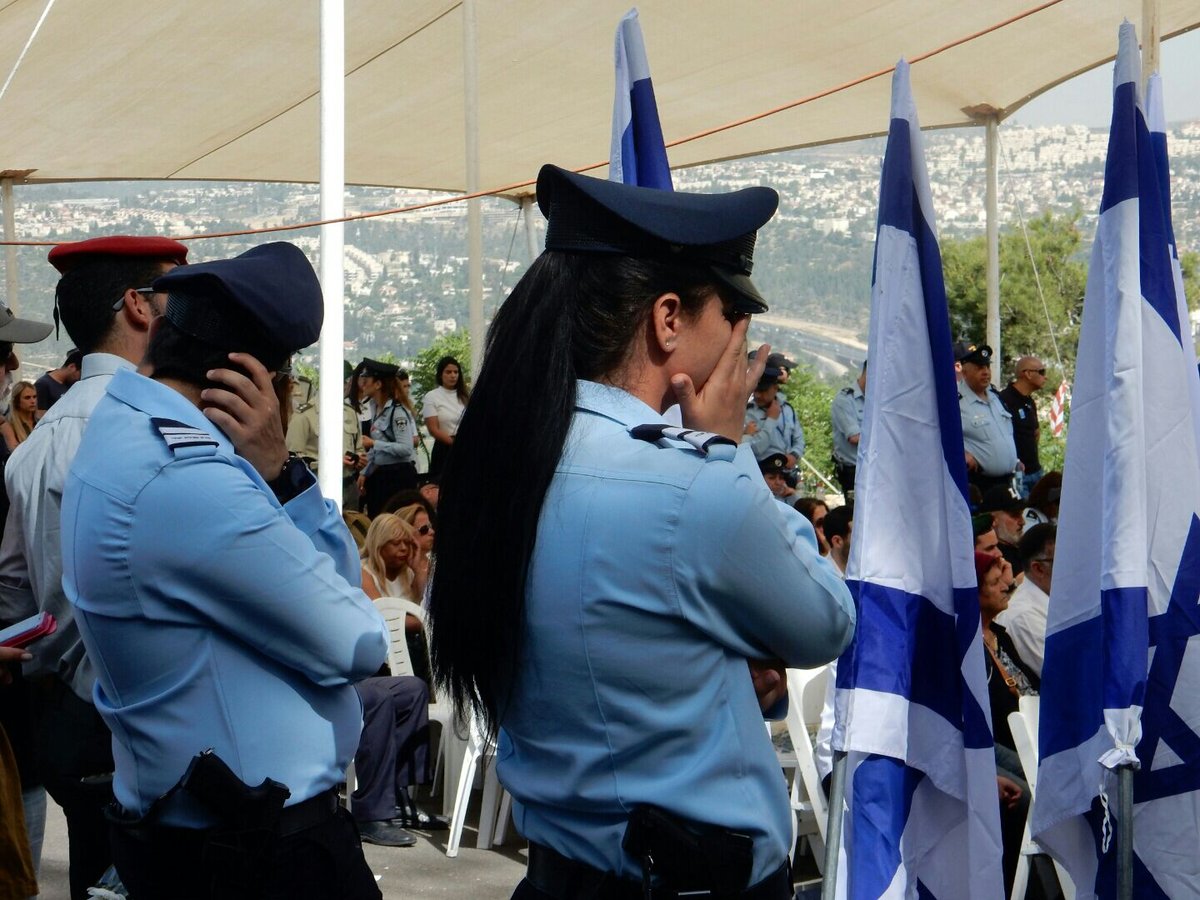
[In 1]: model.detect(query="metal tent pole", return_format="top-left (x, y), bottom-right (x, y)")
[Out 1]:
top-left (317, 0), bottom-right (346, 504)
top-left (2, 178), bottom-right (16, 312)
top-left (463, 0), bottom-right (483, 378)
top-left (1117, 764), bottom-right (1135, 900)
top-left (1142, 0), bottom-right (1161, 88)
top-left (985, 114), bottom-right (1001, 384)
top-left (820, 750), bottom-right (848, 900)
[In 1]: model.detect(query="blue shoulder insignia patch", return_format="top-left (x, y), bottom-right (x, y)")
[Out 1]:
top-left (629, 423), bottom-right (736, 455)
top-left (151, 417), bottom-right (219, 452)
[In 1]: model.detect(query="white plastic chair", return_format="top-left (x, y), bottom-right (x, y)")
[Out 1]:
top-left (1007, 695), bottom-right (1075, 900)
top-left (372, 595), bottom-right (416, 677)
top-left (386, 598), bottom-right (456, 808)
top-left (445, 714), bottom-right (511, 857)
top-left (781, 666), bottom-right (832, 871)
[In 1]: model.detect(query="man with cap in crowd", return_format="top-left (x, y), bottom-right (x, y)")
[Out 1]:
top-left (59, 242), bottom-right (388, 898)
top-left (957, 341), bottom-right (1018, 493)
top-left (830, 360), bottom-right (866, 497)
top-left (758, 452), bottom-right (800, 507)
top-left (998, 356), bottom-right (1047, 499)
top-left (979, 485), bottom-right (1027, 573)
top-left (744, 365), bottom-right (805, 467)
top-left (0, 235), bottom-right (187, 899)
top-left (34, 347), bottom-right (83, 417)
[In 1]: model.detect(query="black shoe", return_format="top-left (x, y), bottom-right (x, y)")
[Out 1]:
top-left (390, 805), bottom-right (451, 830)
top-left (358, 820), bottom-right (418, 847)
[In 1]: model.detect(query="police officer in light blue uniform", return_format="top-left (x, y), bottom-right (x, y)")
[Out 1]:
top-left (429, 165), bottom-right (856, 900)
top-left (61, 243), bottom-right (389, 899)
top-left (957, 341), bottom-right (1018, 492)
top-left (355, 357), bottom-right (419, 516)
top-left (744, 367), bottom-right (805, 465)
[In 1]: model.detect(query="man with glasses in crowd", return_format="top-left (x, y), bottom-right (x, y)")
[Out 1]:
top-left (998, 356), bottom-right (1047, 498)
top-left (0, 235), bottom-right (188, 899)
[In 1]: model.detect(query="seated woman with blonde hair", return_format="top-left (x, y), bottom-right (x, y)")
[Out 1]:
top-left (360, 513), bottom-right (424, 602)
top-left (360, 513), bottom-right (429, 682)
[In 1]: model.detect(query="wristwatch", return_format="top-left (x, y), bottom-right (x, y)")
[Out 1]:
top-left (268, 453), bottom-right (316, 504)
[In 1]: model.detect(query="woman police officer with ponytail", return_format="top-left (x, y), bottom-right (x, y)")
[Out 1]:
top-left (429, 165), bottom-right (855, 900)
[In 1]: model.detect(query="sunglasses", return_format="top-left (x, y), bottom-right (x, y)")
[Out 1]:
top-left (112, 287), bottom-right (159, 312)
top-left (416, 524), bottom-right (433, 536)
top-left (1023, 368), bottom-right (1046, 376)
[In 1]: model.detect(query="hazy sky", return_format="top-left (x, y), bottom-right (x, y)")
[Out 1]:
top-left (1013, 29), bottom-right (1200, 127)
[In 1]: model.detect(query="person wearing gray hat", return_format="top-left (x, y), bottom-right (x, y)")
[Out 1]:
top-left (58, 243), bottom-right (388, 899)
top-left (956, 341), bottom-right (1018, 492)
top-left (429, 165), bottom-right (852, 900)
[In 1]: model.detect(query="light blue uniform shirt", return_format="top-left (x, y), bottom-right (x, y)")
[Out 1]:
top-left (363, 399), bottom-right (417, 475)
top-left (61, 369), bottom-right (389, 827)
top-left (959, 386), bottom-right (1018, 477)
top-left (830, 383), bottom-right (865, 466)
top-left (497, 381), bottom-right (855, 885)
top-left (744, 396), bottom-right (805, 462)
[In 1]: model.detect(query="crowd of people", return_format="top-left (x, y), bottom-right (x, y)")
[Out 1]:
top-left (0, 170), bottom-right (1065, 900)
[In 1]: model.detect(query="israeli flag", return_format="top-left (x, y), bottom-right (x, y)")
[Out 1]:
top-left (830, 60), bottom-right (1003, 899)
top-left (1032, 23), bottom-right (1200, 898)
top-left (609, 8), bottom-right (672, 189)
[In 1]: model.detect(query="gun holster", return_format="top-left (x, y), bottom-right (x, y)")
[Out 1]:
top-left (106, 749), bottom-right (291, 898)
top-left (621, 806), bottom-right (754, 898)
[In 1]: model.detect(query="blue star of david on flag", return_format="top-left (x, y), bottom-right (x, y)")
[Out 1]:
top-left (1033, 23), bottom-right (1200, 898)
top-left (1137, 516), bottom-right (1200, 804)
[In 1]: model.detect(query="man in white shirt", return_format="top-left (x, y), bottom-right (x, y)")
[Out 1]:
top-left (0, 235), bottom-right (187, 898)
top-left (814, 503), bottom-right (854, 783)
top-left (994, 523), bottom-right (1055, 677)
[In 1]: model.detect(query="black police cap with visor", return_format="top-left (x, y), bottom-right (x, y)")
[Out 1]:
top-left (151, 242), bottom-right (323, 371)
top-left (535, 164), bottom-right (779, 314)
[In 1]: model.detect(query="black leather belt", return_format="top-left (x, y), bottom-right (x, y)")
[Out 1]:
top-left (526, 842), bottom-right (791, 900)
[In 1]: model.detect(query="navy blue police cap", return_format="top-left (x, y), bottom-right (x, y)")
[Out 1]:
top-left (957, 342), bottom-right (993, 366)
top-left (535, 164), bottom-right (779, 314)
top-left (758, 452), bottom-right (790, 474)
top-left (152, 243), bottom-right (323, 370)
top-left (359, 358), bottom-right (399, 378)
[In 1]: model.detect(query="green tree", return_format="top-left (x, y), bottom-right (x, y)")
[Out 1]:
top-left (411, 331), bottom-right (472, 404)
top-left (1180, 250), bottom-right (1200, 317)
top-left (942, 211), bottom-right (1087, 383)
top-left (786, 366), bottom-right (838, 494)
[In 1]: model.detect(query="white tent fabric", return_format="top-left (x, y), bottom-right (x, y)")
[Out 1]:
top-left (0, 0), bottom-right (1196, 192)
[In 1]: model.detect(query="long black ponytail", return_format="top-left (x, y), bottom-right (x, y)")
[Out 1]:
top-left (428, 250), bottom-right (717, 736)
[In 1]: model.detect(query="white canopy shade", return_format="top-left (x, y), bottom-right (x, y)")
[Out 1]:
top-left (0, 1), bottom-right (1195, 192)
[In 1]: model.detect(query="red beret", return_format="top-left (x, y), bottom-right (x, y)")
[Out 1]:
top-left (48, 236), bottom-right (189, 275)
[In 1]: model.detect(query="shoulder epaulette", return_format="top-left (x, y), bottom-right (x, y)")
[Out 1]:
top-left (630, 423), bottom-right (736, 455)
top-left (151, 417), bottom-right (218, 452)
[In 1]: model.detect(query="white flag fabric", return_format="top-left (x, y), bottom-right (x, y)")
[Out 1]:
top-left (1147, 72), bottom-right (1200, 443)
top-left (831, 59), bottom-right (1003, 900)
top-left (609, 8), bottom-right (672, 189)
top-left (1032, 22), bottom-right (1200, 899)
